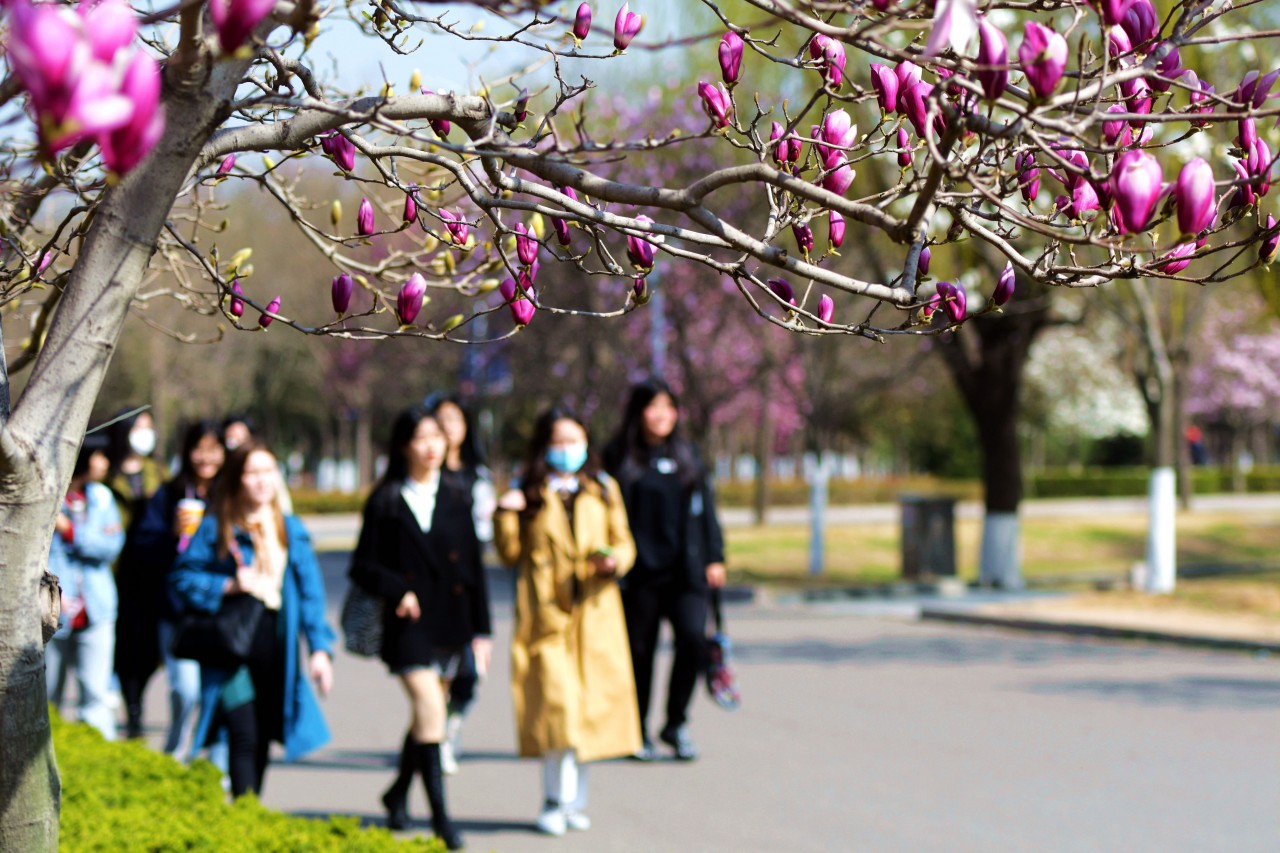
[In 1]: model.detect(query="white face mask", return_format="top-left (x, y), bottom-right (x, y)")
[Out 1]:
top-left (129, 428), bottom-right (156, 457)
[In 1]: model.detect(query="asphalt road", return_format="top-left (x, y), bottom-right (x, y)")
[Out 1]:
top-left (143, 552), bottom-right (1280, 852)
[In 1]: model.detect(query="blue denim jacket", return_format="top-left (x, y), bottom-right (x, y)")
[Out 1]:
top-left (50, 481), bottom-right (125, 638)
top-left (170, 513), bottom-right (335, 761)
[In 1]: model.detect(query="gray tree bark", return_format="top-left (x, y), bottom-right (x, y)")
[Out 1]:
top-left (0, 51), bottom-right (255, 849)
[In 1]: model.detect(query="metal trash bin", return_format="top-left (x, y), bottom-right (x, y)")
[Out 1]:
top-left (900, 495), bottom-right (957, 579)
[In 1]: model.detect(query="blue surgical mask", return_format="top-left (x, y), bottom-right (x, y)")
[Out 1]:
top-left (546, 443), bottom-right (588, 474)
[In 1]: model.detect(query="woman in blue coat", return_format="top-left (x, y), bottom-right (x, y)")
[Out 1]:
top-left (47, 438), bottom-right (126, 740)
top-left (170, 441), bottom-right (335, 797)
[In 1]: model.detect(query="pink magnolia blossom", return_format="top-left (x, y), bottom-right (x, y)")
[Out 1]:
top-left (403, 187), bottom-right (417, 225)
top-left (627, 215), bottom-right (657, 270)
top-left (924, 0), bottom-right (978, 58)
top-left (975, 17), bottom-right (1009, 101)
top-left (697, 81), bottom-right (732, 129)
top-left (397, 273), bottom-right (427, 325)
top-left (1260, 215), bottom-right (1279, 265)
top-left (1019, 22), bottom-right (1067, 99)
top-left (99, 51), bottom-right (165, 175)
top-left (208, 0), bottom-right (277, 54)
top-left (1119, 0), bottom-right (1158, 49)
top-left (440, 208), bottom-right (468, 245)
top-left (818, 294), bottom-right (835, 324)
top-left (719, 31), bottom-right (744, 86)
top-left (331, 273), bottom-right (354, 315)
top-left (229, 280), bottom-right (245, 317)
top-left (767, 278), bottom-right (796, 306)
top-left (499, 278), bottom-right (536, 326)
top-left (258, 295), bottom-right (281, 328)
top-left (828, 210), bottom-right (845, 249)
top-left (1154, 242), bottom-right (1195, 274)
top-left (572, 3), bottom-right (592, 42)
top-left (869, 64), bottom-right (898, 114)
top-left (217, 153), bottom-right (236, 175)
top-left (1110, 149), bottom-right (1164, 234)
top-left (993, 262), bottom-right (1015, 305)
top-left (357, 197), bottom-right (375, 236)
top-left (1174, 158), bottom-right (1216, 236)
top-left (514, 222), bottom-right (539, 265)
top-left (613, 3), bottom-right (643, 51)
top-left (937, 281), bottom-right (967, 322)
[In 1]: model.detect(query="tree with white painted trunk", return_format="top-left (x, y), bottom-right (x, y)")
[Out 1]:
top-left (2, 0), bottom-right (1280, 847)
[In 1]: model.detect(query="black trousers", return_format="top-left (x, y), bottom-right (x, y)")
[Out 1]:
top-left (225, 609), bottom-right (285, 797)
top-left (622, 577), bottom-right (708, 735)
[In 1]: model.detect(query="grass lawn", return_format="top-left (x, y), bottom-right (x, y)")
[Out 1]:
top-left (726, 509), bottom-right (1280, 588)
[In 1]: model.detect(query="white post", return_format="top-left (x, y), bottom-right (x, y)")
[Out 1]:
top-left (808, 457), bottom-right (828, 577)
top-left (1145, 466), bottom-right (1177, 593)
top-left (979, 511), bottom-right (1023, 589)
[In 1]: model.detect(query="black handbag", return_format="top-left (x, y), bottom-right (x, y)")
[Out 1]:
top-left (704, 589), bottom-right (741, 710)
top-left (171, 593), bottom-right (265, 669)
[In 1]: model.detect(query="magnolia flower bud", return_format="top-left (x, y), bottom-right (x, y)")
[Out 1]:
top-left (897, 127), bottom-right (913, 169)
top-left (627, 216), bottom-right (657, 270)
top-left (1155, 242), bottom-right (1196, 274)
top-left (613, 3), bottom-right (643, 51)
top-left (1019, 22), bottom-right (1068, 99)
top-left (793, 222), bottom-right (814, 255)
top-left (403, 187), bottom-right (418, 225)
top-left (1110, 149), bottom-right (1164, 234)
top-left (767, 278), bottom-right (796, 305)
top-left (1174, 158), bottom-right (1216, 236)
top-left (553, 216), bottom-right (571, 246)
top-left (500, 278), bottom-right (536, 326)
top-left (514, 88), bottom-right (529, 123)
top-left (937, 281), bottom-right (967, 322)
top-left (573, 3), bottom-right (592, 42)
top-left (398, 273), bottom-right (427, 325)
top-left (869, 64), bottom-right (899, 115)
top-left (209, 0), bottom-right (276, 54)
top-left (217, 154), bottom-right (236, 175)
top-left (1260, 214), bottom-right (1279, 265)
top-left (719, 31), bottom-right (744, 86)
top-left (357, 197), bottom-right (375, 236)
top-left (697, 81), bottom-right (732, 129)
top-left (229, 280), bottom-right (245, 317)
top-left (331, 273), bottom-right (354, 315)
top-left (818, 294), bottom-right (835, 324)
top-left (828, 210), bottom-right (845, 249)
top-left (258, 295), bottom-right (280, 328)
top-left (514, 222), bottom-right (539, 265)
top-left (918, 247), bottom-right (932, 276)
top-left (975, 17), bottom-right (1009, 102)
top-left (993, 262), bottom-right (1015, 305)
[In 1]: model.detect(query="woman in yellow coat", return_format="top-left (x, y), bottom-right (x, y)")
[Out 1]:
top-left (494, 405), bottom-right (641, 837)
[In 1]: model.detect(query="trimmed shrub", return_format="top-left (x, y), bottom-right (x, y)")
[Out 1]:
top-left (54, 713), bottom-right (442, 852)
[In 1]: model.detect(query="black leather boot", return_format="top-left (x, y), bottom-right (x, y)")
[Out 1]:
top-left (418, 742), bottom-right (464, 850)
top-left (381, 733), bottom-right (416, 830)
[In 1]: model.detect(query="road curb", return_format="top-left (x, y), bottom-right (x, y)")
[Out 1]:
top-left (919, 608), bottom-right (1280, 654)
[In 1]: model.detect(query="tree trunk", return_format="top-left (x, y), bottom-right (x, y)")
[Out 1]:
top-left (753, 395), bottom-right (772, 527)
top-left (0, 52), bottom-right (257, 848)
top-left (935, 279), bottom-right (1051, 589)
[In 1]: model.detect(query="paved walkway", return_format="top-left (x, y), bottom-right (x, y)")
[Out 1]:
top-left (137, 554), bottom-right (1278, 853)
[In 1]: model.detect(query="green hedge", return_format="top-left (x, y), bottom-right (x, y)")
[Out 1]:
top-left (54, 713), bottom-right (442, 852)
top-left (1028, 466), bottom-right (1280, 498)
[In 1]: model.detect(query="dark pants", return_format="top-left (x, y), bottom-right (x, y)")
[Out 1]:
top-left (623, 578), bottom-right (708, 736)
top-left (225, 609), bottom-right (285, 798)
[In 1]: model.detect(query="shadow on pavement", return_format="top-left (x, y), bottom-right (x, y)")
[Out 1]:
top-left (293, 749), bottom-right (394, 772)
top-left (287, 812), bottom-right (539, 836)
top-left (1021, 675), bottom-right (1280, 710)
top-left (732, 632), bottom-right (1153, 667)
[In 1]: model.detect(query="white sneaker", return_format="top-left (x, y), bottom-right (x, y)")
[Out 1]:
top-left (564, 810), bottom-right (591, 831)
top-left (440, 739), bottom-right (459, 776)
top-left (536, 804), bottom-right (566, 836)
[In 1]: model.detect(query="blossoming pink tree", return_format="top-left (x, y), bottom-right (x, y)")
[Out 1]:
top-left (2, 0), bottom-right (1280, 844)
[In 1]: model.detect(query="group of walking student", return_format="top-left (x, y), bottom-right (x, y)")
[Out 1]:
top-left (46, 378), bottom-right (726, 850)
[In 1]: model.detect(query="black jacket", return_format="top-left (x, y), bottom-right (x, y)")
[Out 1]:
top-left (350, 479), bottom-right (492, 666)
top-left (608, 444), bottom-right (726, 591)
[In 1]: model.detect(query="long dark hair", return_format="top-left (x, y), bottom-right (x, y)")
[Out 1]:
top-left (105, 406), bottom-right (151, 476)
top-left (173, 419), bottom-right (224, 497)
top-left (425, 392), bottom-right (488, 471)
top-left (377, 404), bottom-right (441, 489)
top-left (519, 404), bottom-right (603, 518)
top-left (214, 441), bottom-right (286, 559)
top-left (604, 377), bottom-right (701, 488)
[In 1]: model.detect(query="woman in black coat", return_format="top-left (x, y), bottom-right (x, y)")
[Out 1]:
top-left (349, 405), bottom-right (491, 850)
top-left (603, 378), bottom-right (726, 763)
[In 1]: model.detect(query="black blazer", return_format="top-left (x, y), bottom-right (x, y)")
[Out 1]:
top-left (350, 479), bottom-right (492, 665)
top-left (609, 446), bottom-right (726, 592)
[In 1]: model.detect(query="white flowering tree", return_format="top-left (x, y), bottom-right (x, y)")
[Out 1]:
top-left (2, 0), bottom-right (1280, 845)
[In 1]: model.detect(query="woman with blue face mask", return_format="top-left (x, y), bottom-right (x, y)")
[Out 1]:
top-left (493, 406), bottom-right (640, 838)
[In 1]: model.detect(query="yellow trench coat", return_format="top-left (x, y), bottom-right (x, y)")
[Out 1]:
top-left (494, 476), bottom-right (642, 763)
